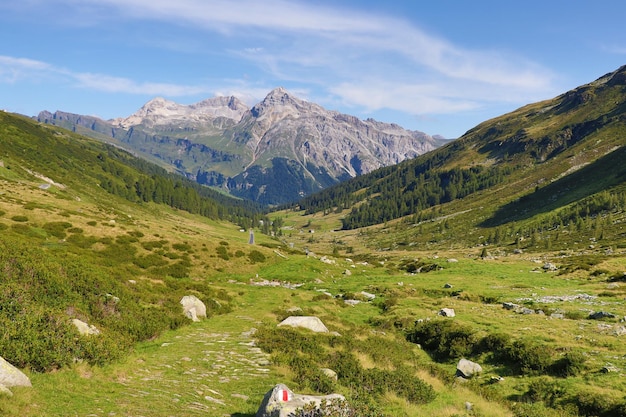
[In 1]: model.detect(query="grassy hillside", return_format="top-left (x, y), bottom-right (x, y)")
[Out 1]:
top-left (294, 65), bottom-right (626, 253)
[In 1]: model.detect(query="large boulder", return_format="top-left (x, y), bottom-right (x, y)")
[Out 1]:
top-left (0, 356), bottom-right (31, 389)
top-left (180, 295), bottom-right (207, 322)
top-left (278, 316), bottom-right (329, 333)
top-left (456, 358), bottom-right (482, 379)
top-left (256, 383), bottom-right (345, 417)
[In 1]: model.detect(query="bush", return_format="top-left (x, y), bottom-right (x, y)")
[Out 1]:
top-left (406, 320), bottom-right (479, 360)
top-left (43, 221), bottom-right (73, 239)
top-left (249, 249), bottom-right (266, 263)
top-left (11, 215), bottom-right (29, 222)
top-left (505, 339), bottom-right (553, 374)
top-left (550, 351), bottom-right (586, 377)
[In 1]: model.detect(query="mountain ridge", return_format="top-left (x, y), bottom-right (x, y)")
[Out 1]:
top-left (36, 88), bottom-right (443, 205)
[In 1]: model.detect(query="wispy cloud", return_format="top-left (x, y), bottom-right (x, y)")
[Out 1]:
top-left (0, 55), bottom-right (212, 96)
top-left (6, 0), bottom-right (557, 118)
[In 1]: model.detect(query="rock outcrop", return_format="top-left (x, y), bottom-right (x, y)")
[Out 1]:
top-left (255, 383), bottom-right (345, 417)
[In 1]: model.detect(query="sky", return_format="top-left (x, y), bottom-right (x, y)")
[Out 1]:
top-left (1, 1), bottom-right (625, 139)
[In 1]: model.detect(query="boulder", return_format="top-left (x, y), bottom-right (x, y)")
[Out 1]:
top-left (438, 308), bottom-right (456, 317)
top-left (0, 356), bottom-right (31, 389)
top-left (278, 316), bottom-right (329, 333)
top-left (180, 295), bottom-right (207, 322)
top-left (72, 318), bottom-right (100, 336)
top-left (456, 358), bottom-right (482, 379)
top-left (589, 311), bottom-right (616, 320)
top-left (255, 383), bottom-right (345, 417)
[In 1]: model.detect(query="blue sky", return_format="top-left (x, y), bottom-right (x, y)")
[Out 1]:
top-left (1, 0), bottom-right (625, 138)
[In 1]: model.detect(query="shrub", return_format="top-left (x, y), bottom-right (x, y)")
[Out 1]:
top-left (43, 221), bottom-right (73, 239)
top-left (550, 351), bottom-right (586, 377)
top-left (11, 215), bottom-right (28, 222)
top-left (248, 250), bottom-right (266, 263)
top-left (406, 320), bottom-right (479, 360)
top-left (524, 376), bottom-right (567, 407)
top-left (216, 245), bottom-right (230, 260)
top-left (505, 339), bottom-right (553, 374)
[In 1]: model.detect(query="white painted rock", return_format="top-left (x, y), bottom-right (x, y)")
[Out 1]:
top-left (255, 383), bottom-right (345, 417)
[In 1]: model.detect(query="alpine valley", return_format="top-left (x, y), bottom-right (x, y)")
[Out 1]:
top-left (37, 88), bottom-right (445, 205)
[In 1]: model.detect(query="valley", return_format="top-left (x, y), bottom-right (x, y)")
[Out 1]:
top-left (2, 65), bottom-right (626, 416)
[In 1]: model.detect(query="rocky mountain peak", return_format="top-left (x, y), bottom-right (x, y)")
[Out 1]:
top-left (113, 96), bottom-right (248, 129)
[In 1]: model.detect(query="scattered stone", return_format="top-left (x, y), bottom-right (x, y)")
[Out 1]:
top-left (589, 311), bottom-right (616, 320)
top-left (320, 256), bottom-right (335, 265)
top-left (520, 308), bottom-right (534, 315)
top-left (465, 401), bottom-right (473, 411)
top-left (0, 356), bottom-right (31, 389)
top-left (443, 283), bottom-right (453, 289)
top-left (72, 318), bottom-right (100, 336)
top-left (180, 295), bottom-right (207, 322)
top-left (286, 306), bottom-right (302, 313)
top-left (502, 302), bottom-right (519, 310)
top-left (255, 383), bottom-right (345, 417)
top-left (438, 308), bottom-right (455, 317)
top-left (543, 262), bottom-right (558, 271)
top-left (343, 269), bottom-right (352, 276)
top-left (456, 358), bottom-right (482, 379)
top-left (359, 291), bottom-right (376, 300)
top-left (278, 316), bottom-right (329, 333)
top-left (489, 375), bottom-right (504, 384)
top-left (344, 299), bottom-right (360, 306)
top-left (513, 248), bottom-right (523, 254)
top-left (601, 364), bottom-right (620, 373)
top-left (550, 313), bottom-right (565, 319)
top-left (447, 258), bottom-right (458, 263)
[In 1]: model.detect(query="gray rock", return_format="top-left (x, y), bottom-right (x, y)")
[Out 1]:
top-left (456, 358), bottom-right (482, 379)
top-left (278, 316), bottom-right (329, 333)
top-left (438, 308), bottom-right (455, 317)
top-left (0, 356), bottom-right (31, 389)
top-left (543, 262), bottom-right (558, 271)
top-left (589, 311), bottom-right (616, 320)
top-left (502, 302), bottom-right (519, 310)
top-left (255, 383), bottom-right (345, 417)
top-left (180, 295), bottom-right (207, 322)
top-left (443, 283), bottom-right (453, 289)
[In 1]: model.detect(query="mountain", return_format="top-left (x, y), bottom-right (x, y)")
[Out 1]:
top-left (37, 88), bottom-right (443, 205)
top-left (296, 65), bottom-right (626, 251)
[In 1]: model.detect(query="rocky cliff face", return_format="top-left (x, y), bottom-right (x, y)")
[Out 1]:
top-left (37, 88), bottom-right (443, 205)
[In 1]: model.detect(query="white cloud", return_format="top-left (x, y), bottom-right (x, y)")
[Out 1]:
top-left (0, 55), bottom-right (212, 97)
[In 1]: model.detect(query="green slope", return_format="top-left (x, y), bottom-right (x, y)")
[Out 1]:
top-left (294, 65), bottom-right (626, 251)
